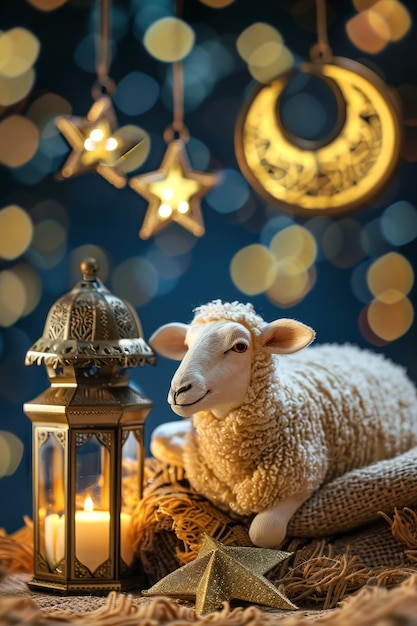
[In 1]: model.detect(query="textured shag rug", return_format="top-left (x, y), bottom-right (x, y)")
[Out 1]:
top-left (1, 456), bottom-right (417, 625)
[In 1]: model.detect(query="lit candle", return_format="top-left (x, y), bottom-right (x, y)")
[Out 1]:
top-left (44, 497), bottom-right (133, 573)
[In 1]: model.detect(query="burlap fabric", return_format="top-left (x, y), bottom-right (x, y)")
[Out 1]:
top-left (1, 451), bottom-right (417, 624)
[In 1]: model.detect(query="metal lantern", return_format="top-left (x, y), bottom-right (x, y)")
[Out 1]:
top-left (23, 258), bottom-right (155, 594)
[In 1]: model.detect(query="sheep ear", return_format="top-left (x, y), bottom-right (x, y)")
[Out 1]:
top-left (149, 323), bottom-right (190, 360)
top-left (259, 319), bottom-right (315, 354)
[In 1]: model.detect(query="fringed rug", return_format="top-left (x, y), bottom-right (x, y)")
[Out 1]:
top-left (1, 457), bottom-right (417, 625)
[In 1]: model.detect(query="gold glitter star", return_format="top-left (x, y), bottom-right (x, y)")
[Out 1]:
top-left (129, 139), bottom-right (219, 239)
top-left (55, 95), bottom-right (149, 189)
top-left (142, 533), bottom-right (296, 615)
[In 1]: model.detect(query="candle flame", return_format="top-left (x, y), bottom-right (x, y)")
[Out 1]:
top-left (84, 496), bottom-right (94, 512)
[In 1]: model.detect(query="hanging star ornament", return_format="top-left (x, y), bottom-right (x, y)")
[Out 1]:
top-left (142, 533), bottom-right (296, 615)
top-left (55, 95), bottom-right (150, 189)
top-left (129, 138), bottom-right (219, 239)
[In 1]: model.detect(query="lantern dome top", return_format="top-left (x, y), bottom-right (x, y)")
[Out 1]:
top-left (25, 257), bottom-right (156, 369)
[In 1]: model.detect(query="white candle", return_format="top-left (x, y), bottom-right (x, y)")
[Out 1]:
top-left (44, 498), bottom-right (134, 573)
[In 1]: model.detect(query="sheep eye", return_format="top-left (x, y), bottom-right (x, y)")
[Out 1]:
top-left (231, 342), bottom-right (248, 353)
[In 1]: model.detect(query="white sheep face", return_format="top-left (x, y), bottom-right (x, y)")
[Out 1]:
top-left (150, 317), bottom-right (315, 420)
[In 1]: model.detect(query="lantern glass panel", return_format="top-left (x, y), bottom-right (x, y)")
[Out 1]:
top-left (75, 433), bottom-right (111, 574)
top-left (38, 429), bottom-right (66, 571)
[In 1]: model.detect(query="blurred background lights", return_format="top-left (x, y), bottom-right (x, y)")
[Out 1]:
top-left (111, 256), bottom-right (159, 306)
top-left (26, 0), bottom-right (68, 10)
top-left (236, 22), bottom-right (294, 83)
top-left (267, 262), bottom-right (316, 308)
top-left (0, 270), bottom-right (26, 328)
top-left (114, 71), bottom-right (160, 116)
top-left (205, 168), bottom-right (249, 214)
top-left (0, 115), bottom-right (39, 167)
top-left (269, 224), bottom-right (317, 270)
top-left (381, 200), bottom-right (417, 246)
top-left (0, 67), bottom-right (35, 106)
top-left (143, 17), bottom-right (195, 62)
top-left (230, 244), bottom-right (276, 295)
top-left (0, 27), bottom-right (40, 78)
top-left (236, 22), bottom-right (283, 62)
top-left (346, 0), bottom-right (411, 53)
top-left (0, 206), bottom-right (33, 261)
top-left (0, 431), bottom-right (24, 479)
top-left (9, 263), bottom-right (42, 318)
top-left (321, 219), bottom-right (366, 268)
top-left (28, 202), bottom-right (69, 270)
top-left (367, 251), bottom-right (414, 301)
top-left (367, 296), bottom-right (414, 341)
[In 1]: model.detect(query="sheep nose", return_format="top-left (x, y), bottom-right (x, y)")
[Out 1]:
top-left (173, 383), bottom-right (192, 403)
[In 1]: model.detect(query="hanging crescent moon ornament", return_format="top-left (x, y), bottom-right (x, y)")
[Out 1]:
top-left (234, 57), bottom-right (403, 216)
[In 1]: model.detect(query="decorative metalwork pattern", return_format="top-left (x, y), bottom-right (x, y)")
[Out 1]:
top-left (74, 558), bottom-right (91, 578)
top-left (110, 298), bottom-right (137, 339)
top-left (235, 57), bottom-right (402, 216)
top-left (37, 430), bottom-right (49, 448)
top-left (70, 299), bottom-right (95, 341)
top-left (75, 432), bottom-right (93, 448)
top-left (54, 431), bottom-right (66, 449)
top-left (121, 430), bottom-right (130, 446)
top-left (94, 560), bottom-right (112, 578)
top-left (47, 302), bottom-right (69, 339)
top-left (96, 431), bottom-right (112, 450)
top-left (25, 258), bottom-right (156, 369)
top-left (36, 552), bottom-right (50, 573)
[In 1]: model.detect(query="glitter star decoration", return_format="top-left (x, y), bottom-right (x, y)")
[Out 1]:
top-left (55, 95), bottom-right (149, 189)
top-left (129, 139), bottom-right (219, 239)
top-left (142, 533), bottom-right (296, 615)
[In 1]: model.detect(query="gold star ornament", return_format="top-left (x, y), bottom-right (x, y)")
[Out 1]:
top-left (129, 139), bottom-right (219, 239)
top-left (55, 95), bottom-right (150, 188)
top-left (142, 533), bottom-right (296, 615)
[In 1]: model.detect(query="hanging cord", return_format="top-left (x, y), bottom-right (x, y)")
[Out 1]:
top-left (164, 0), bottom-right (189, 142)
top-left (310, 0), bottom-right (333, 63)
top-left (92, 0), bottom-right (116, 98)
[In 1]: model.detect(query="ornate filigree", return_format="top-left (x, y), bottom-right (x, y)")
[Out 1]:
top-left (96, 431), bottom-right (112, 450)
top-left (110, 299), bottom-right (137, 339)
top-left (37, 430), bottom-right (49, 448)
top-left (54, 431), bottom-right (66, 448)
top-left (94, 560), bottom-right (112, 578)
top-left (75, 432), bottom-right (92, 448)
top-left (70, 300), bottom-right (95, 341)
top-left (47, 303), bottom-right (69, 339)
top-left (74, 557), bottom-right (91, 579)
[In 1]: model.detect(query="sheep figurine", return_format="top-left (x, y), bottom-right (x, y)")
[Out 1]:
top-left (149, 300), bottom-right (417, 548)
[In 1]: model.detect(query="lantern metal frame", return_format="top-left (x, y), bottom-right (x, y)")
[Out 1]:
top-left (24, 259), bottom-right (155, 594)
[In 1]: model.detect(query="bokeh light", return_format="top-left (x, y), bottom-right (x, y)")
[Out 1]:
top-left (381, 200), bottom-right (417, 246)
top-left (0, 205), bottom-right (33, 261)
top-left (26, 0), bottom-right (68, 10)
top-left (114, 72), bottom-right (160, 116)
top-left (367, 296), bottom-right (414, 341)
top-left (115, 126), bottom-right (151, 173)
top-left (267, 263), bottom-right (316, 308)
top-left (0, 431), bottom-right (24, 478)
top-left (230, 244), bottom-right (276, 295)
top-left (367, 251), bottom-right (414, 300)
top-left (0, 270), bottom-right (26, 327)
top-left (143, 17), bottom-right (195, 62)
top-left (370, 0), bottom-right (411, 41)
top-left (198, 0), bottom-right (235, 7)
top-left (321, 219), bottom-right (365, 268)
top-left (346, 0), bottom-right (411, 53)
top-left (10, 263), bottom-right (42, 317)
top-left (205, 169), bottom-right (249, 213)
top-left (0, 67), bottom-right (36, 106)
top-left (0, 27), bottom-right (40, 77)
top-left (29, 219), bottom-right (67, 270)
top-left (361, 217), bottom-right (391, 257)
top-left (236, 22), bottom-right (283, 62)
top-left (0, 115), bottom-right (39, 168)
top-left (269, 224), bottom-right (317, 269)
top-left (27, 92), bottom-right (72, 134)
top-left (111, 257), bottom-right (159, 306)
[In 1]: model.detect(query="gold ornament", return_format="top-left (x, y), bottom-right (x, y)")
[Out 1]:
top-left (55, 95), bottom-right (149, 188)
top-left (142, 533), bottom-right (296, 615)
top-left (235, 57), bottom-right (402, 217)
top-left (129, 138), bottom-right (218, 239)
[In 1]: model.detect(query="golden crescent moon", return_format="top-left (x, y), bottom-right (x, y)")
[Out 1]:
top-left (234, 57), bottom-right (403, 216)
